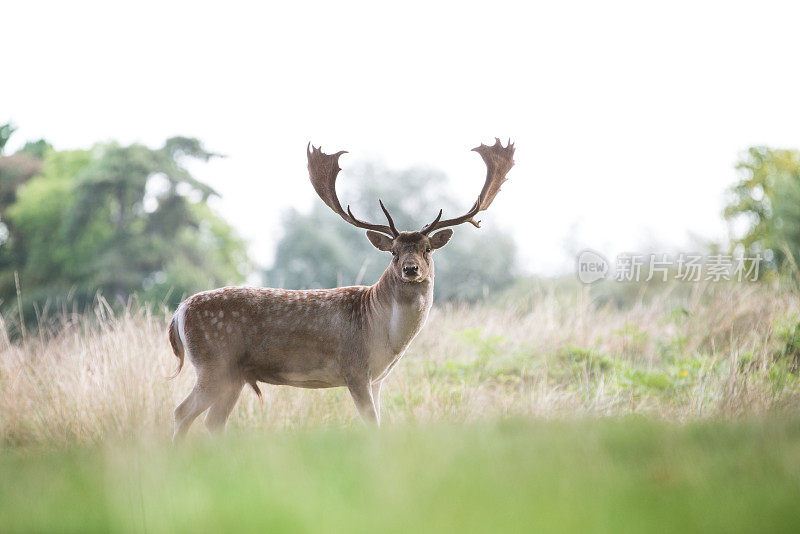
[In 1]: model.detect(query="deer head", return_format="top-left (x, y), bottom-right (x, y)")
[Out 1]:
top-left (307, 138), bottom-right (515, 283)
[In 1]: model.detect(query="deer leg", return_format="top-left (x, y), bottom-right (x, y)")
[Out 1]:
top-left (173, 381), bottom-right (216, 441)
top-left (204, 380), bottom-right (244, 433)
top-left (371, 381), bottom-right (383, 425)
top-left (346, 376), bottom-right (378, 426)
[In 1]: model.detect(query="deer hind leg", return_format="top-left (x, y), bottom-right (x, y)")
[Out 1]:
top-left (204, 379), bottom-right (244, 433)
top-left (173, 380), bottom-right (217, 441)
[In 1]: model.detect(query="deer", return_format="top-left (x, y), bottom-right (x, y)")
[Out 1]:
top-left (167, 138), bottom-right (515, 439)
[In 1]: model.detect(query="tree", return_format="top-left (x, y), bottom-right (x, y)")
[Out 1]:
top-left (724, 147), bottom-right (800, 267)
top-left (0, 123), bottom-right (44, 223)
top-left (0, 137), bottom-right (248, 320)
top-left (265, 162), bottom-right (517, 302)
top-left (0, 123), bottom-right (16, 155)
top-left (0, 123), bottom-right (45, 290)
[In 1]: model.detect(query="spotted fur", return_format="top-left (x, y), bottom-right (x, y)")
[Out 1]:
top-left (169, 232), bottom-right (444, 439)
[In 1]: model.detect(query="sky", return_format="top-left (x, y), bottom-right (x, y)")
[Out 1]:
top-left (4, 0), bottom-right (800, 275)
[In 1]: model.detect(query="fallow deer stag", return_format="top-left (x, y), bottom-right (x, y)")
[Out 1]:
top-left (168, 138), bottom-right (515, 438)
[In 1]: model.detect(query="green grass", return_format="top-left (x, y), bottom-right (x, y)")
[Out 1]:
top-left (3, 284), bottom-right (800, 532)
top-left (2, 417), bottom-right (800, 533)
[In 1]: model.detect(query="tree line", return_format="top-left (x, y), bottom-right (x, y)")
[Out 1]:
top-left (2, 120), bottom-right (798, 330)
top-left (0, 124), bottom-right (518, 331)
top-left (0, 124), bottom-right (247, 327)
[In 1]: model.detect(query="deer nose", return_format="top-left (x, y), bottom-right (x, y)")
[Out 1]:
top-left (403, 264), bottom-right (419, 276)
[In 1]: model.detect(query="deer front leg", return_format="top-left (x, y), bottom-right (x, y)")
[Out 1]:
top-left (346, 376), bottom-right (378, 426)
top-left (371, 380), bottom-right (382, 425)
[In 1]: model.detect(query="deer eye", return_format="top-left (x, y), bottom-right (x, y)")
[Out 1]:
top-left (391, 250), bottom-right (397, 256)
top-left (425, 247), bottom-right (431, 253)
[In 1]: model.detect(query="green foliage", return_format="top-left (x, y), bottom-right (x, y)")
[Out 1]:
top-left (430, 328), bottom-right (516, 382)
top-left (620, 368), bottom-right (672, 393)
top-left (725, 146), bottom-right (800, 267)
top-left (19, 139), bottom-right (52, 159)
top-left (3, 418), bottom-right (800, 532)
top-left (0, 122), bottom-right (16, 154)
top-left (0, 122), bottom-right (43, 223)
top-left (0, 138), bottom-right (247, 319)
top-left (454, 327), bottom-right (507, 359)
top-left (559, 346), bottom-right (616, 376)
top-left (612, 322), bottom-right (650, 357)
top-left (265, 162), bottom-right (517, 302)
top-left (774, 315), bottom-right (800, 372)
top-left (0, 124), bottom-right (48, 298)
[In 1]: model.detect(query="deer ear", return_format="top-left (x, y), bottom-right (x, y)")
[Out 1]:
top-left (366, 231), bottom-right (394, 251)
top-left (429, 229), bottom-right (453, 250)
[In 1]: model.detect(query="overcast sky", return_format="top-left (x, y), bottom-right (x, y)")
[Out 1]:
top-left (5, 1), bottom-right (800, 275)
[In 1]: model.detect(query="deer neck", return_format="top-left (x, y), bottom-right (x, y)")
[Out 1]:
top-left (369, 266), bottom-right (433, 355)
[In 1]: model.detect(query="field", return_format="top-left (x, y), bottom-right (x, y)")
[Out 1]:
top-left (2, 418), bottom-right (800, 533)
top-left (2, 279), bottom-right (800, 532)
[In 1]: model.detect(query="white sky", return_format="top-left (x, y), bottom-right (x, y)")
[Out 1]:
top-left (4, 0), bottom-right (800, 275)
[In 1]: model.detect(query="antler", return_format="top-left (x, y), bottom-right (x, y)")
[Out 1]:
top-left (421, 138), bottom-right (515, 235)
top-left (307, 143), bottom-right (398, 237)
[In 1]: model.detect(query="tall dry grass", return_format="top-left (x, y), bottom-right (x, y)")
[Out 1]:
top-left (2, 281), bottom-right (799, 447)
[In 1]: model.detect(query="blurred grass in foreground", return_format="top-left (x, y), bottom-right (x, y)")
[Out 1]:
top-left (2, 417), bottom-right (799, 533)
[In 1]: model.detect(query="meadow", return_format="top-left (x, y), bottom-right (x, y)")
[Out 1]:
top-left (1, 279), bottom-right (800, 532)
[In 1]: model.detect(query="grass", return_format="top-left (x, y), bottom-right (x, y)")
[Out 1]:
top-left (3, 280), bottom-right (800, 445)
top-left (2, 279), bottom-right (800, 531)
top-left (1, 418), bottom-right (800, 533)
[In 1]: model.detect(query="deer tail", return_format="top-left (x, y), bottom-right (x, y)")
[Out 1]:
top-left (167, 313), bottom-right (185, 379)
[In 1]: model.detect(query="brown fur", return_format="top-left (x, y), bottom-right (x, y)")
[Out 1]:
top-left (168, 232), bottom-right (450, 439)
